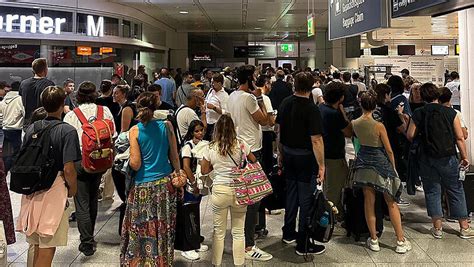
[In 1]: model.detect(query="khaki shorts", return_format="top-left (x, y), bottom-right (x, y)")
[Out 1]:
top-left (26, 206), bottom-right (72, 248)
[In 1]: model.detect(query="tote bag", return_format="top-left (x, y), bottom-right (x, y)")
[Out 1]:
top-left (228, 144), bottom-right (273, 206)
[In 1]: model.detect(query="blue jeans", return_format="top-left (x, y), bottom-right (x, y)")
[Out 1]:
top-left (418, 155), bottom-right (469, 219)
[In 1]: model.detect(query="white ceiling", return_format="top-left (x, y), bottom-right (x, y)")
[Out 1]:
top-left (113, 0), bottom-right (328, 33)
top-left (113, 0), bottom-right (458, 41)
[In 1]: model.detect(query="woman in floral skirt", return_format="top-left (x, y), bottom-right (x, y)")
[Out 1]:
top-left (120, 92), bottom-right (182, 266)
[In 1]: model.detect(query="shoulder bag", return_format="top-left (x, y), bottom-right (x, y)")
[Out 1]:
top-left (228, 143), bottom-right (273, 205)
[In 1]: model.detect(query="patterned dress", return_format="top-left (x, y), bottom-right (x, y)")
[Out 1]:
top-left (120, 177), bottom-right (177, 267)
top-left (0, 156), bottom-right (16, 244)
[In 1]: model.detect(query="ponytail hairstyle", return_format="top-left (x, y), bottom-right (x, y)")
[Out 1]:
top-left (136, 92), bottom-right (158, 123)
top-left (211, 114), bottom-right (238, 156)
top-left (183, 120), bottom-right (205, 142)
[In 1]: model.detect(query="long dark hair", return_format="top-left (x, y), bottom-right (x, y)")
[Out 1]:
top-left (183, 120), bottom-right (204, 142)
top-left (136, 92), bottom-right (158, 123)
top-left (211, 114), bottom-right (238, 156)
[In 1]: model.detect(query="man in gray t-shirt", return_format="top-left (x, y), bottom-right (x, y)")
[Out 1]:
top-left (176, 72), bottom-right (195, 107)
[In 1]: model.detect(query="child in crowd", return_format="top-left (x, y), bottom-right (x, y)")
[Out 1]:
top-left (175, 120), bottom-right (209, 260)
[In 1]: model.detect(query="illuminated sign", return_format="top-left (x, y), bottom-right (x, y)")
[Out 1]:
top-left (100, 47), bottom-right (113, 55)
top-left (307, 14), bottom-right (315, 37)
top-left (77, 46), bottom-right (92, 56)
top-left (281, 44), bottom-right (294, 52)
top-left (0, 14), bottom-right (104, 37)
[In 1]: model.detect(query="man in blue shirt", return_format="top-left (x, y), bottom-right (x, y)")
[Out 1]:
top-left (154, 68), bottom-right (176, 107)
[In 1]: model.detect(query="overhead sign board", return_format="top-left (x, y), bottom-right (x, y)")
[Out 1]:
top-left (392, 0), bottom-right (448, 18)
top-left (329, 0), bottom-right (389, 40)
top-left (234, 46), bottom-right (276, 58)
top-left (307, 14), bottom-right (315, 37)
top-left (193, 54), bottom-right (212, 61)
top-left (0, 14), bottom-right (104, 37)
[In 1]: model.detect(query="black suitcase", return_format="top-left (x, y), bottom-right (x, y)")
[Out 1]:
top-left (464, 167), bottom-right (474, 213)
top-left (343, 187), bottom-right (384, 242)
top-left (262, 168), bottom-right (286, 211)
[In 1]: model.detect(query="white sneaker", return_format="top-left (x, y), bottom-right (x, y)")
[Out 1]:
top-left (181, 250), bottom-right (200, 261)
top-left (366, 238), bottom-right (380, 252)
top-left (431, 227), bottom-right (443, 239)
top-left (415, 185), bottom-right (424, 192)
top-left (245, 246), bottom-right (273, 261)
top-left (395, 239), bottom-right (412, 254)
top-left (460, 227), bottom-right (474, 239)
top-left (196, 244), bottom-right (209, 252)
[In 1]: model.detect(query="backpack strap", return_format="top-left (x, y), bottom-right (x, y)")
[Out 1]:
top-left (73, 107), bottom-right (88, 125)
top-left (97, 105), bottom-right (104, 120)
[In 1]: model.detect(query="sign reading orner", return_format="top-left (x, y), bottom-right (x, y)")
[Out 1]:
top-left (329, 0), bottom-right (389, 40)
top-left (0, 14), bottom-right (104, 37)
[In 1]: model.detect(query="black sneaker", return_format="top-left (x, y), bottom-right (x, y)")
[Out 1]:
top-left (79, 243), bottom-right (96, 256)
top-left (397, 198), bottom-right (410, 207)
top-left (296, 244), bottom-right (326, 256)
top-left (255, 229), bottom-right (269, 240)
top-left (282, 233), bottom-right (298, 244)
top-left (69, 212), bottom-right (76, 222)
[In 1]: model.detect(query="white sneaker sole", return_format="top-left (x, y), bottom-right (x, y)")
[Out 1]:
top-left (459, 235), bottom-right (474, 239)
top-left (282, 239), bottom-right (296, 244)
top-left (245, 255), bottom-right (273, 261)
top-left (395, 246), bottom-right (412, 254)
top-left (295, 248), bottom-right (326, 256)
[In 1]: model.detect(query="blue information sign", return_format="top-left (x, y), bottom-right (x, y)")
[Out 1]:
top-left (329, 0), bottom-right (389, 41)
top-left (392, 0), bottom-right (448, 18)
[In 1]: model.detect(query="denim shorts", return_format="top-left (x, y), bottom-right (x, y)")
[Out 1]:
top-left (418, 155), bottom-right (468, 219)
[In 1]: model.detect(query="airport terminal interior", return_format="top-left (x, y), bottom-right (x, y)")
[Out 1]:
top-left (2, 0), bottom-right (474, 266)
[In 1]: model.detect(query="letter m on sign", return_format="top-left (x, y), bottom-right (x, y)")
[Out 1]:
top-left (87, 16), bottom-right (104, 37)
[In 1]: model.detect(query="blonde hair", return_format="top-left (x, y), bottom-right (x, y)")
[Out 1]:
top-left (210, 114), bottom-right (238, 156)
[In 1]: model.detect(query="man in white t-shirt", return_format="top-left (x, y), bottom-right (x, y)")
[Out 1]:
top-left (176, 89), bottom-right (206, 144)
top-left (445, 71), bottom-right (461, 111)
top-left (311, 77), bottom-right (324, 105)
top-left (255, 74), bottom-right (276, 237)
top-left (227, 65), bottom-right (272, 261)
top-left (204, 73), bottom-right (229, 140)
top-left (352, 72), bottom-right (367, 93)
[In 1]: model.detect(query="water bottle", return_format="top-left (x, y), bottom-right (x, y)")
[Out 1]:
top-left (459, 167), bottom-right (466, 181)
top-left (319, 211), bottom-right (329, 227)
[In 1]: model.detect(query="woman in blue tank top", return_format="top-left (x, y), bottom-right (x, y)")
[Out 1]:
top-left (120, 92), bottom-right (182, 266)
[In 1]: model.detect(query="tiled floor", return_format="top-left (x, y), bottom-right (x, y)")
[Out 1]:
top-left (6, 186), bottom-right (474, 267)
top-left (5, 141), bottom-right (474, 266)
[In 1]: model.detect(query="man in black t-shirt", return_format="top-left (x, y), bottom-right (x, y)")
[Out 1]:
top-left (342, 72), bottom-right (360, 120)
top-left (276, 72), bottom-right (326, 255)
top-left (407, 83), bottom-right (474, 239)
top-left (96, 80), bottom-right (121, 126)
top-left (19, 58), bottom-right (55, 126)
top-left (319, 82), bottom-right (352, 218)
top-left (270, 70), bottom-right (292, 111)
top-left (147, 84), bottom-right (175, 110)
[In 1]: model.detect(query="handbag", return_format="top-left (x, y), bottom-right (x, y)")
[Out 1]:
top-left (228, 143), bottom-right (273, 206)
top-left (0, 220), bottom-right (7, 267)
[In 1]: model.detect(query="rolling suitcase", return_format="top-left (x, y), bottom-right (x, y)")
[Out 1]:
top-left (464, 167), bottom-right (474, 214)
top-left (262, 167), bottom-right (286, 211)
top-left (343, 187), bottom-right (384, 242)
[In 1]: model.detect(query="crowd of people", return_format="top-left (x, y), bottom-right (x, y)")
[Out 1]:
top-left (0, 57), bottom-right (472, 267)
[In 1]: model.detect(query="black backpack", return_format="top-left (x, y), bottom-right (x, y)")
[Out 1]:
top-left (167, 106), bottom-right (186, 148)
top-left (422, 107), bottom-right (456, 158)
top-left (10, 120), bottom-right (63, 195)
top-left (306, 188), bottom-right (336, 244)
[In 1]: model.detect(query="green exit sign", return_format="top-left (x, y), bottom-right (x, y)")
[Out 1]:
top-left (281, 44), bottom-right (294, 52)
top-left (307, 13), bottom-right (315, 37)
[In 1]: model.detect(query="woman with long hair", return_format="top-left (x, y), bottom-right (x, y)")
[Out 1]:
top-left (121, 92), bottom-right (182, 266)
top-left (352, 91), bottom-right (412, 254)
top-left (201, 114), bottom-right (257, 266)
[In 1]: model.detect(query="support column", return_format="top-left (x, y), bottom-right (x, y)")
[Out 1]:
top-left (459, 8), bottom-right (474, 162)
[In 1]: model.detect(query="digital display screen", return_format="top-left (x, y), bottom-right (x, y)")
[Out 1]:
top-left (431, 45), bottom-right (449, 56)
